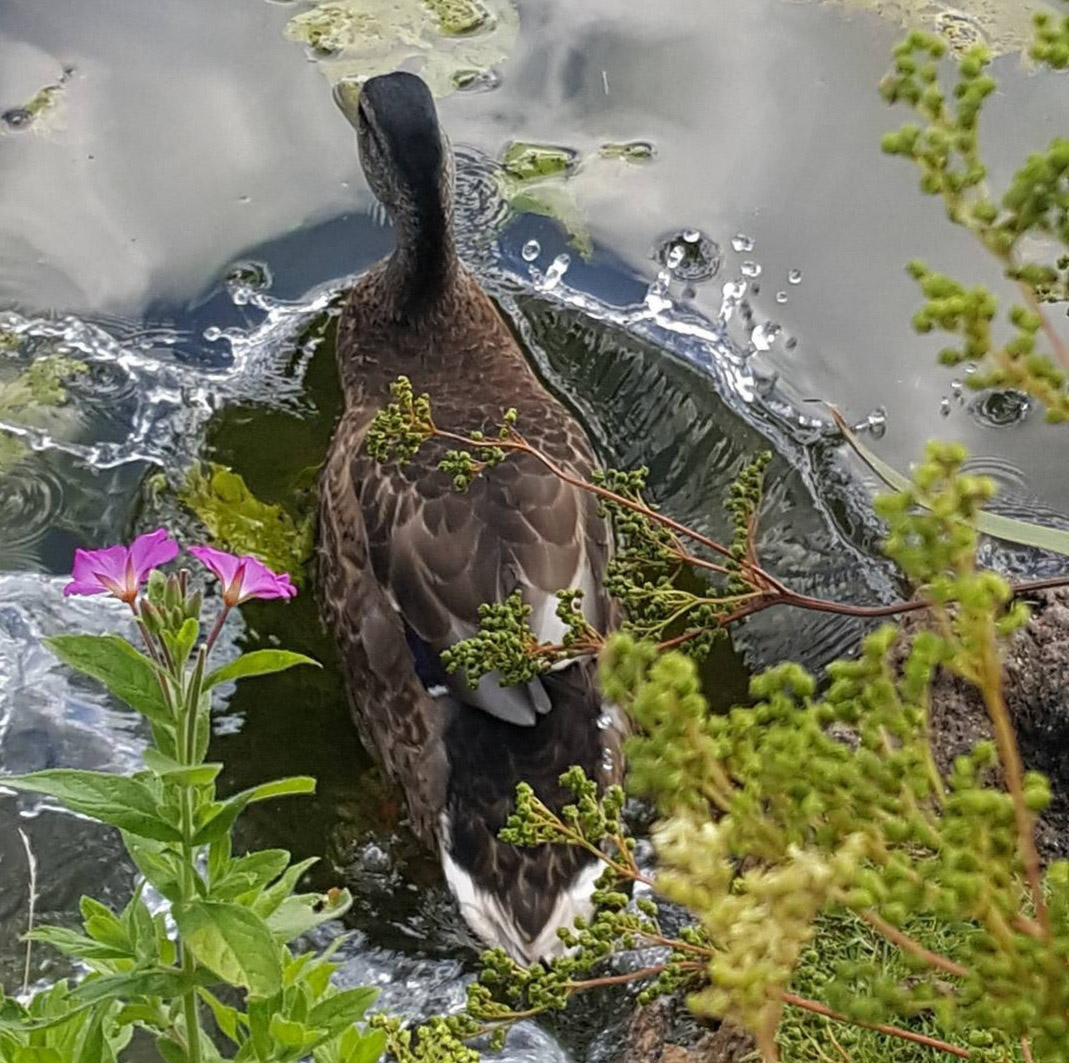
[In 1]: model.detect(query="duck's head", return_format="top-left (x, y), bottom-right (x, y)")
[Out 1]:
top-left (335, 72), bottom-right (452, 240)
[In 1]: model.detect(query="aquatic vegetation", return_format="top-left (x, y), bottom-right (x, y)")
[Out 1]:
top-left (0, 540), bottom-right (385, 1062)
top-left (0, 353), bottom-right (88, 474)
top-left (1, 67), bottom-right (73, 133)
top-left (284, 0), bottom-right (518, 98)
top-left (819, 0), bottom-right (1052, 59)
top-left (598, 141), bottom-right (657, 163)
top-left (177, 462), bottom-right (315, 585)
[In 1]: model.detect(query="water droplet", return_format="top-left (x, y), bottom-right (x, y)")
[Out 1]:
top-left (521, 239), bottom-right (541, 263)
top-left (775, 291), bottom-right (788, 304)
top-left (731, 233), bottom-right (755, 253)
top-left (788, 268), bottom-right (803, 285)
top-left (596, 712), bottom-right (613, 731)
top-left (940, 397), bottom-right (951, 417)
top-left (653, 230), bottom-right (721, 282)
top-left (203, 326), bottom-right (221, 342)
top-left (950, 379), bottom-right (963, 398)
top-left (750, 321), bottom-right (780, 352)
top-left (2, 108), bottom-right (33, 130)
top-left (865, 408), bottom-right (888, 439)
top-left (740, 261), bottom-right (762, 278)
top-left (970, 389), bottom-right (1032, 429)
top-left (539, 253), bottom-right (571, 291)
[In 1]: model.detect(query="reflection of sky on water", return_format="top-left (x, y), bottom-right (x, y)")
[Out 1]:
top-left (1, 0), bottom-right (1064, 507)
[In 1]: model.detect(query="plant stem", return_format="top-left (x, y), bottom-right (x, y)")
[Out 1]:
top-left (860, 912), bottom-right (970, 978)
top-left (975, 627), bottom-right (1049, 936)
top-left (781, 993), bottom-right (971, 1059)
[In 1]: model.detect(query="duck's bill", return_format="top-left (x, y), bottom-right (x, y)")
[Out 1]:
top-left (332, 76), bottom-right (365, 130)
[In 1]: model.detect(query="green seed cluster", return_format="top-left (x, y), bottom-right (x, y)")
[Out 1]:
top-left (725, 451), bottom-right (772, 594)
top-left (364, 376), bottom-right (435, 465)
top-left (439, 590), bottom-right (549, 684)
top-left (1031, 7), bottom-right (1069, 69)
top-left (880, 24), bottom-right (1069, 426)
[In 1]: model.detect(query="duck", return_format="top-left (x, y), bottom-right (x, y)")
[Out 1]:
top-left (317, 70), bottom-right (627, 963)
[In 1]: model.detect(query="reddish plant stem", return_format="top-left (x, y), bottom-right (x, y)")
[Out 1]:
top-left (861, 912), bottom-right (969, 978)
top-left (782, 993), bottom-right (971, 1059)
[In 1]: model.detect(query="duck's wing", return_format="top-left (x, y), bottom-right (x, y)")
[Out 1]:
top-left (353, 433), bottom-right (611, 727)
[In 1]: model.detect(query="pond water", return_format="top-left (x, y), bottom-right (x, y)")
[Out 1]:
top-left (0, 0), bottom-right (1065, 1058)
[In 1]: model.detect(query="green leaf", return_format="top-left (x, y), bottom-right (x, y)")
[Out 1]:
top-left (197, 989), bottom-right (245, 1045)
top-left (80, 896), bottom-right (129, 951)
top-left (191, 777), bottom-right (316, 846)
top-left (306, 988), bottom-right (378, 1034)
top-left (14, 1049), bottom-right (64, 1063)
top-left (25, 926), bottom-right (130, 962)
top-left (829, 403), bottom-right (1069, 557)
top-left (164, 617), bottom-right (200, 669)
top-left (45, 635), bottom-right (171, 724)
top-left (210, 849), bottom-right (291, 901)
top-left (1, 771), bottom-right (182, 842)
top-left (269, 1014), bottom-right (321, 1053)
top-left (252, 857), bottom-right (319, 920)
top-left (122, 834), bottom-right (182, 902)
top-left (266, 890), bottom-right (353, 943)
top-left (74, 1007), bottom-right (105, 1063)
top-left (142, 749), bottom-right (221, 787)
top-left (174, 901), bottom-right (282, 998)
top-left (203, 650), bottom-right (319, 691)
top-left (344, 1028), bottom-right (387, 1063)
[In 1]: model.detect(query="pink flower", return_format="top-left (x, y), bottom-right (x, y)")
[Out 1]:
top-left (64, 529), bottom-right (180, 604)
top-left (188, 546), bottom-right (297, 607)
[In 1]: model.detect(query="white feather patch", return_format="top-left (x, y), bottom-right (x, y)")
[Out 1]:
top-left (440, 820), bottom-right (601, 965)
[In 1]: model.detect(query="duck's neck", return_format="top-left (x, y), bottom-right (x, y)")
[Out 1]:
top-left (382, 201), bottom-right (459, 324)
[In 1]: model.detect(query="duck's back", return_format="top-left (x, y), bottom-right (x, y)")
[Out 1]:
top-left (319, 265), bottom-right (625, 960)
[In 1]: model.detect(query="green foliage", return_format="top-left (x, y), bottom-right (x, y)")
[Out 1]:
top-left (0, 565), bottom-right (383, 1063)
top-left (177, 463), bottom-right (315, 582)
top-left (881, 22), bottom-right (1069, 422)
top-left (0, 353), bottom-right (88, 473)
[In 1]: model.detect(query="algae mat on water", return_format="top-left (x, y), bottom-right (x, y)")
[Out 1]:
top-left (285, 0), bottom-right (518, 97)
top-left (813, 0), bottom-right (1061, 57)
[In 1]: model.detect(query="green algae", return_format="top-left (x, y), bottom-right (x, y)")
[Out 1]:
top-left (816, 0), bottom-right (1060, 57)
top-left (177, 462), bottom-right (315, 581)
top-left (286, 0), bottom-right (517, 97)
top-left (0, 354), bottom-right (88, 474)
top-left (599, 141), bottom-right (657, 164)
top-left (422, 0), bottom-right (491, 36)
top-left (501, 142), bottom-right (580, 182)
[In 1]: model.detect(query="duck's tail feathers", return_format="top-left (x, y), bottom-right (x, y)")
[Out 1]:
top-left (440, 828), bottom-right (601, 963)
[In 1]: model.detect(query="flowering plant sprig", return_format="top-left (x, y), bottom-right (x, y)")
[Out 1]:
top-left (0, 532), bottom-right (385, 1063)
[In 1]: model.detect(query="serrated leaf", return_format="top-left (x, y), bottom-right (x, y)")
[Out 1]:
top-left (45, 635), bottom-right (171, 724)
top-left (203, 650), bottom-right (319, 691)
top-left (1, 771), bottom-right (182, 842)
top-left (174, 902), bottom-right (282, 998)
top-left (191, 777), bottom-right (315, 846)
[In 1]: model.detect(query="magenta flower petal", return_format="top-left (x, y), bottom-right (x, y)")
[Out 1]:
top-left (127, 529), bottom-right (180, 583)
top-left (63, 529), bottom-right (179, 603)
top-left (189, 545), bottom-right (297, 606)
